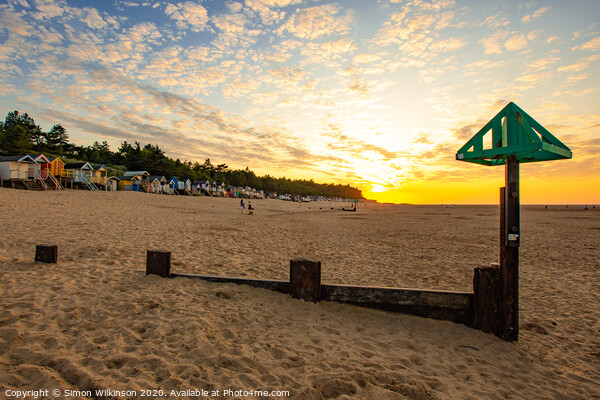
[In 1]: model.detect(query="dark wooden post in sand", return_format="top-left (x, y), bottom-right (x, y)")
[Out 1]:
top-left (473, 262), bottom-right (500, 334)
top-left (290, 258), bottom-right (321, 302)
top-left (35, 245), bottom-right (58, 263)
top-left (146, 250), bottom-right (171, 278)
top-left (501, 156), bottom-right (520, 341)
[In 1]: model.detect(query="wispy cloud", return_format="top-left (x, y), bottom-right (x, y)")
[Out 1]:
top-left (572, 36), bottom-right (600, 51)
top-left (504, 33), bottom-right (527, 52)
top-left (521, 6), bottom-right (549, 24)
top-left (277, 4), bottom-right (353, 40)
top-left (164, 1), bottom-right (209, 32)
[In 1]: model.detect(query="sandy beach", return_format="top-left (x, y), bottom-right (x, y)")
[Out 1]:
top-left (0, 188), bottom-right (598, 399)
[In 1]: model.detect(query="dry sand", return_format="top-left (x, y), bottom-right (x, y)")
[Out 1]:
top-left (0, 188), bottom-right (598, 399)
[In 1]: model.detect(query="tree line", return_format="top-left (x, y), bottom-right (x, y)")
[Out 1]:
top-left (0, 110), bottom-right (363, 199)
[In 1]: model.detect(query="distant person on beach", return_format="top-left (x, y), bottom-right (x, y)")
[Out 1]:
top-left (248, 201), bottom-right (254, 215)
top-left (240, 199), bottom-right (245, 213)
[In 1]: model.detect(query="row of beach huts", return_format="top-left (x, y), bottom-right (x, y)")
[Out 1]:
top-left (0, 154), bottom-right (266, 199)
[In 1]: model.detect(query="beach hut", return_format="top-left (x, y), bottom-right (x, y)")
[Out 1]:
top-left (48, 156), bottom-right (64, 177)
top-left (28, 154), bottom-right (53, 190)
top-left (124, 171), bottom-right (150, 191)
top-left (161, 179), bottom-right (172, 194)
top-left (192, 180), bottom-right (203, 194)
top-left (91, 164), bottom-right (110, 190)
top-left (184, 179), bottom-right (192, 191)
top-left (33, 155), bottom-right (62, 189)
top-left (124, 170), bottom-right (149, 179)
top-left (0, 155), bottom-right (44, 189)
top-left (167, 176), bottom-right (185, 194)
top-left (0, 155), bottom-right (35, 180)
top-left (29, 154), bottom-right (49, 174)
top-left (168, 176), bottom-right (179, 192)
top-left (116, 175), bottom-right (141, 191)
top-left (201, 180), bottom-right (214, 196)
top-left (63, 162), bottom-right (98, 190)
top-left (106, 176), bottom-right (120, 192)
top-left (148, 176), bottom-right (166, 193)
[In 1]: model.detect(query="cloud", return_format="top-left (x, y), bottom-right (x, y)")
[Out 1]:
top-left (245, 0), bottom-right (285, 25)
top-left (260, 0), bottom-right (303, 7)
top-left (0, 5), bottom-right (35, 37)
top-left (557, 54), bottom-right (599, 72)
top-left (521, 6), bottom-right (549, 24)
top-left (483, 14), bottom-right (509, 30)
top-left (277, 4), bottom-right (353, 40)
top-left (479, 30), bottom-right (509, 54)
top-left (504, 33), bottom-right (527, 52)
top-left (464, 59), bottom-right (505, 71)
top-left (572, 36), bottom-right (600, 51)
top-left (348, 78), bottom-right (369, 97)
top-left (352, 53), bottom-right (382, 64)
top-left (527, 54), bottom-right (560, 71)
top-left (429, 37), bottom-right (467, 52)
top-left (324, 131), bottom-right (401, 162)
top-left (164, 1), bottom-right (209, 32)
top-left (32, 0), bottom-right (66, 20)
top-left (221, 78), bottom-right (262, 99)
top-left (267, 66), bottom-right (306, 88)
top-left (300, 37), bottom-right (357, 66)
top-left (82, 7), bottom-right (109, 29)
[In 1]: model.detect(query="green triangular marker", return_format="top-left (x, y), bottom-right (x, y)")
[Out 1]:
top-left (455, 102), bottom-right (573, 166)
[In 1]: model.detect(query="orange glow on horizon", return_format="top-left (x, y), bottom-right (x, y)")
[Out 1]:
top-left (361, 176), bottom-right (600, 205)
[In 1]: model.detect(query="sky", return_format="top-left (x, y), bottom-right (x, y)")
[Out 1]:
top-left (0, 0), bottom-right (598, 204)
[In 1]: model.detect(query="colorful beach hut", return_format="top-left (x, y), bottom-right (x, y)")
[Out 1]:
top-left (106, 176), bottom-right (120, 192)
top-left (0, 155), bottom-right (35, 180)
top-left (28, 154), bottom-right (52, 190)
top-left (124, 171), bottom-right (149, 191)
top-left (48, 157), bottom-right (64, 178)
top-left (0, 155), bottom-right (42, 189)
top-left (192, 180), bottom-right (203, 191)
top-left (148, 176), bottom-right (166, 193)
top-left (168, 176), bottom-right (185, 191)
top-left (63, 162), bottom-right (97, 190)
top-left (116, 175), bottom-right (141, 191)
top-left (31, 154), bottom-right (62, 190)
top-left (124, 171), bottom-right (149, 180)
top-left (91, 164), bottom-right (110, 190)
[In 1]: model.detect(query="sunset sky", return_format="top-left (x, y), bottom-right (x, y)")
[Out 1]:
top-left (0, 0), bottom-right (598, 204)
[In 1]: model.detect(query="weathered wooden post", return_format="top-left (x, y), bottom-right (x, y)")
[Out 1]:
top-left (473, 263), bottom-right (500, 335)
top-left (290, 258), bottom-right (321, 302)
top-left (457, 102), bottom-right (572, 341)
top-left (35, 245), bottom-right (58, 263)
top-left (146, 250), bottom-right (171, 278)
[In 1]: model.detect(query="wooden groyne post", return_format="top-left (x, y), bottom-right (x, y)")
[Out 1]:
top-left (35, 245), bottom-right (58, 263)
top-left (146, 250), bottom-right (171, 278)
top-left (290, 258), bottom-right (321, 302)
top-left (473, 263), bottom-right (500, 335)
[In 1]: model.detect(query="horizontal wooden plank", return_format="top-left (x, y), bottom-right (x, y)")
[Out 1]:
top-left (169, 273), bottom-right (290, 294)
top-left (321, 284), bottom-right (474, 327)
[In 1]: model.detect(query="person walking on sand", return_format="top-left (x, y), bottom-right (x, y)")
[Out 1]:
top-left (240, 199), bottom-right (245, 214)
top-left (248, 201), bottom-right (254, 215)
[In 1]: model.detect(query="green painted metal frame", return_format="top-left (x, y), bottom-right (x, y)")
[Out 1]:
top-left (455, 102), bottom-right (572, 165)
